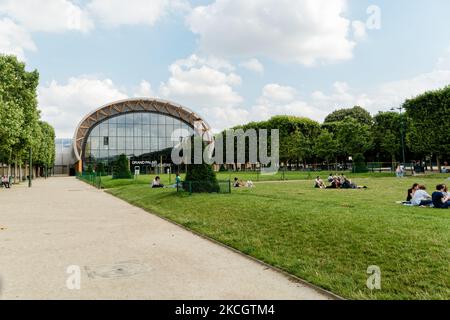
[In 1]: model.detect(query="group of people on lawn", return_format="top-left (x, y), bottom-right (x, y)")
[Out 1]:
top-left (406, 183), bottom-right (450, 209)
top-left (233, 178), bottom-right (255, 188)
top-left (314, 174), bottom-right (366, 189)
top-left (151, 175), bottom-right (255, 189)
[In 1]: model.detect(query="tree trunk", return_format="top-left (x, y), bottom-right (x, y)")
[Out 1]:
top-left (437, 155), bottom-right (442, 173)
top-left (14, 156), bottom-right (18, 184)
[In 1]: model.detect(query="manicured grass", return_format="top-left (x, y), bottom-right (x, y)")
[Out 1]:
top-left (106, 175), bottom-right (450, 300)
top-left (99, 171), bottom-right (449, 190)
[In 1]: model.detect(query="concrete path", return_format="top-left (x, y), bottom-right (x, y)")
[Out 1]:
top-left (0, 177), bottom-right (333, 300)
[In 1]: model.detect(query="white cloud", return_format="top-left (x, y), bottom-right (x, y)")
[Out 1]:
top-left (249, 59), bottom-right (450, 124)
top-left (159, 54), bottom-right (245, 130)
top-left (0, 18), bottom-right (36, 60)
top-left (370, 70), bottom-right (450, 111)
top-left (352, 20), bottom-right (367, 40)
top-left (134, 80), bottom-right (154, 97)
top-left (311, 82), bottom-right (373, 114)
top-left (187, 0), bottom-right (357, 66)
top-left (310, 71), bottom-right (450, 116)
top-left (0, 0), bottom-right (93, 33)
top-left (251, 83), bottom-right (328, 122)
top-left (260, 84), bottom-right (297, 103)
top-left (38, 76), bottom-right (128, 138)
top-left (240, 58), bottom-right (264, 74)
top-left (87, 0), bottom-right (169, 27)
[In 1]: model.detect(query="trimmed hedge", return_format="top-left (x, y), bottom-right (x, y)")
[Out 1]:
top-left (113, 154), bottom-right (132, 179)
top-left (184, 163), bottom-right (220, 193)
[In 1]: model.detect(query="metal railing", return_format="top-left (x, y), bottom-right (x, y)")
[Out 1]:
top-left (177, 180), bottom-right (231, 194)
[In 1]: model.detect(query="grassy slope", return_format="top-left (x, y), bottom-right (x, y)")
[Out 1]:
top-left (107, 176), bottom-right (450, 300)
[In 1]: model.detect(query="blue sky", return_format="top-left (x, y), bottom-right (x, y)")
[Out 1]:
top-left (1, 0), bottom-right (449, 137)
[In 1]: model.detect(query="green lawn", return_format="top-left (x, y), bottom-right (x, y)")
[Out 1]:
top-left (105, 175), bottom-right (450, 300)
top-left (99, 171), bottom-right (449, 189)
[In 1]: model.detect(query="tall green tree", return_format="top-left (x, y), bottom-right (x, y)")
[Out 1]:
top-left (0, 55), bottom-right (40, 167)
top-left (34, 121), bottom-right (56, 174)
top-left (404, 86), bottom-right (450, 171)
top-left (335, 117), bottom-right (373, 161)
top-left (314, 129), bottom-right (339, 164)
top-left (372, 112), bottom-right (402, 163)
top-left (1, 54), bottom-right (56, 181)
top-left (238, 115), bottom-right (321, 166)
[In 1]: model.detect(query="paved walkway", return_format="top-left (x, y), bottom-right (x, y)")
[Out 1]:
top-left (0, 177), bottom-right (332, 300)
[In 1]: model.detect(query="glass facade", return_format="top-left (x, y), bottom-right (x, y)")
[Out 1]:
top-left (83, 112), bottom-right (194, 169)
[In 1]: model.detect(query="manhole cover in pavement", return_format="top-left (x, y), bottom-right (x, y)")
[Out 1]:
top-left (85, 261), bottom-right (152, 279)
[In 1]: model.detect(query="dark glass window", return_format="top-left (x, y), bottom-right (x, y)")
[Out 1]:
top-left (83, 112), bottom-right (195, 169)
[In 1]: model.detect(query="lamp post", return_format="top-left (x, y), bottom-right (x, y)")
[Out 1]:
top-left (391, 106), bottom-right (406, 165)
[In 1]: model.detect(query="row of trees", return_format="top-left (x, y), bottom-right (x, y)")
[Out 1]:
top-left (231, 86), bottom-right (449, 171)
top-left (0, 55), bottom-right (56, 181)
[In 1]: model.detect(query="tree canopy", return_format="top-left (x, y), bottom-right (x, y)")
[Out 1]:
top-left (229, 86), bottom-right (448, 168)
top-left (0, 55), bottom-right (55, 173)
top-left (324, 106), bottom-right (373, 126)
top-left (404, 86), bottom-right (450, 167)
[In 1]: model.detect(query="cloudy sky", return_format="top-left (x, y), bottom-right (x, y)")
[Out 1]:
top-left (1, 0), bottom-right (449, 137)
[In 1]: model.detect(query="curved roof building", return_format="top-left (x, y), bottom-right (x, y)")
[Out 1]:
top-left (70, 98), bottom-right (210, 173)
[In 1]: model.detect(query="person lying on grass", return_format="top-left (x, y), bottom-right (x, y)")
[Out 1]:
top-left (432, 184), bottom-right (450, 209)
top-left (340, 176), bottom-right (367, 189)
top-left (411, 185), bottom-right (433, 207)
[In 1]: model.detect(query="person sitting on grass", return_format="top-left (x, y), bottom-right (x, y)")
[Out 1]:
top-left (233, 178), bottom-right (241, 188)
top-left (151, 176), bottom-right (164, 188)
top-left (314, 176), bottom-right (326, 189)
top-left (168, 173), bottom-right (182, 188)
top-left (326, 176), bottom-right (340, 189)
top-left (443, 185), bottom-right (450, 198)
top-left (341, 176), bottom-right (352, 189)
top-left (432, 184), bottom-right (450, 209)
top-left (411, 185), bottom-right (433, 207)
top-left (406, 183), bottom-right (420, 202)
top-left (327, 174), bottom-right (334, 183)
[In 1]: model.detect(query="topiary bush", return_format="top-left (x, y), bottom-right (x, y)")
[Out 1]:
top-left (113, 154), bottom-right (132, 179)
top-left (184, 163), bottom-right (220, 193)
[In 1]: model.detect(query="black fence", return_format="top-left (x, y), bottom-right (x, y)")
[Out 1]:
top-left (76, 172), bottom-right (102, 189)
top-left (177, 180), bottom-right (231, 194)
